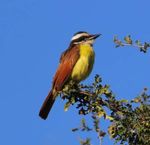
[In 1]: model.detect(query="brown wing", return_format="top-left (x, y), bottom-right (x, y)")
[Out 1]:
top-left (39, 44), bottom-right (79, 119)
top-left (52, 45), bottom-right (79, 91)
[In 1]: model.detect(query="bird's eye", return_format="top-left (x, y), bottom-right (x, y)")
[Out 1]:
top-left (80, 37), bottom-right (87, 41)
top-left (83, 38), bottom-right (87, 41)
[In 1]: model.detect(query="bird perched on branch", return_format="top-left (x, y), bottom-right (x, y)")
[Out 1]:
top-left (39, 31), bottom-right (100, 120)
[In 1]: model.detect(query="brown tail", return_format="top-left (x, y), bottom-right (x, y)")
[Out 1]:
top-left (39, 91), bottom-right (55, 120)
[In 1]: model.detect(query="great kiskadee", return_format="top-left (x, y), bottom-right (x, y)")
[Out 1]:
top-left (39, 31), bottom-right (100, 120)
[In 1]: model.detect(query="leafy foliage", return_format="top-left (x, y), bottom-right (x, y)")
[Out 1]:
top-left (60, 75), bottom-right (150, 145)
top-left (114, 35), bottom-right (150, 53)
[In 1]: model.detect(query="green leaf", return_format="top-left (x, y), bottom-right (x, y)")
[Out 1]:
top-left (135, 40), bottom-right (141, 45)
top-left (120, 99), bottom-right (128, 103)
top-left (124, 35), bottom-right (132, 44)
top-left (64, 101), bottom-right (71, 111)
top-left (106, 115), bottom-right (114, 121)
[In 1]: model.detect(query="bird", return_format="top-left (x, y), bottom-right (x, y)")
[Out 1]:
top-left (39, 31), bottom-right (100, 120)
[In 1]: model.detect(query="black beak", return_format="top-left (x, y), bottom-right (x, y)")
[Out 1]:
top-left (89, 33), bottom-right (101, 40)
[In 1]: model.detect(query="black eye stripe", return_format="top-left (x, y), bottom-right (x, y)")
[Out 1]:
top-left (78, 36), bottom-right (86, 41)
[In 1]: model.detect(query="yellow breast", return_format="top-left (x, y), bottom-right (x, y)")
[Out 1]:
top-left (71, 44), bottom-right (95, 82)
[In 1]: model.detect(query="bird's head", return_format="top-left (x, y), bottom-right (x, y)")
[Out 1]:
top-left (71, 31), bottom-right (101, 45)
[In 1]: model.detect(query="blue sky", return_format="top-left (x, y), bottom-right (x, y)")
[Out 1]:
top-left (0, 0), bottom-right (150, 145)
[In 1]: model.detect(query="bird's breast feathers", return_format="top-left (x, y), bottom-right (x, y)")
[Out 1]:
top-left (71, 44), bottom-right (95, 82)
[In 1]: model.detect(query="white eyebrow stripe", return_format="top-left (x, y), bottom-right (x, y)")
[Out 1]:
top-left (71, 33), bottom-right (89, 41)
